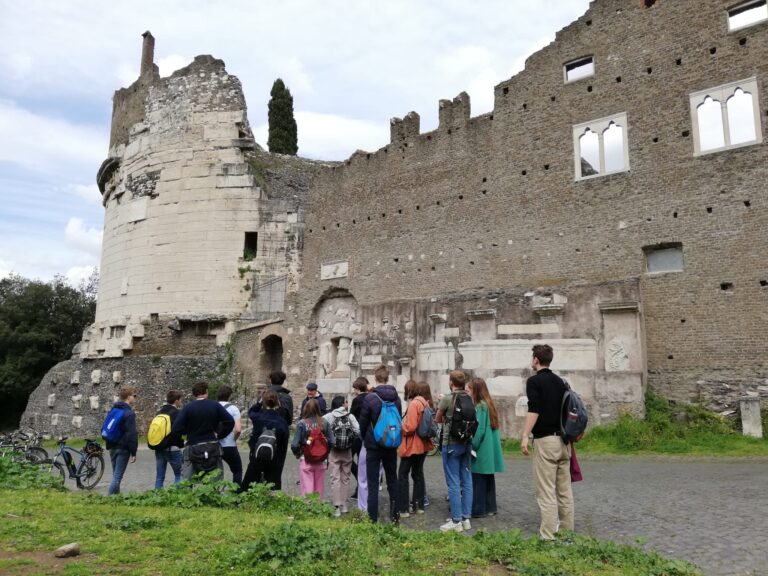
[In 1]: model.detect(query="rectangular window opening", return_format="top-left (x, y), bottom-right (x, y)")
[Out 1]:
top-left (243, 232), bottom-right (258, 261)
top-left (728, 0), bottom-right (768, 31)
top-left (573, 112), bottom-right (630, 180)
top-left (644, 243), bottom-right (684, 274)
top-left (564, 57), bottom-right (595, 83)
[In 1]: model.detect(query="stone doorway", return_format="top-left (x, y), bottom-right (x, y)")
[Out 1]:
top-left (262, 334), bottom-right (283, 372)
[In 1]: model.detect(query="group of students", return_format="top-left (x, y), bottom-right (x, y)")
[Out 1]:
top-left (241, 365), bottom-right (505, 531)
top-left (102, 343), bottom-right (577, 540)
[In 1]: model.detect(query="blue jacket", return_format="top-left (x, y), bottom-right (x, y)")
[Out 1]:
top-left (290, 417), bottom-right (335, 458)
top-left (105, 401), bottom-right (138, 457)
top-left (358, 385), bottom-right (402, 450)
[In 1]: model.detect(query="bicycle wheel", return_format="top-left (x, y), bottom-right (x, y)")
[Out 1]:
top-left (52, 454), bottom-right (70, 484)
top-left (24, 446), bottom-right (49, 463)
top-left (79, 453), bottom-right (104, 489)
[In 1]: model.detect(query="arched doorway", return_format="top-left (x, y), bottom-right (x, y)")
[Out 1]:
top-left (262, 334), bottom-right (283, 372)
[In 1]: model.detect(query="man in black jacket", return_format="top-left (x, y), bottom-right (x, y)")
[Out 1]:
top-left (172, 382), bottom-right (234, 480)
top-left (358, 365), bottom-right (402, 523)
top-left (251, 370), bottom-right (294, 425)
top-left (521, 343), bottom-right (573, 539)
top-left (153, 389), bottom-right (184, 488)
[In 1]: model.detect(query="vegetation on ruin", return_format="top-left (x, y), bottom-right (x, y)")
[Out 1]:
top-left (0, 456), bottom-right (699, 576)
top-left (0, 273), bottom-right (97, 429)
top-left (267, 78), bottom-right (298, 155)
top-left (502, 390), bottom-right (768, 456)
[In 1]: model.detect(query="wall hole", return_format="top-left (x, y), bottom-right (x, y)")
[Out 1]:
top-left (447, 129), bottom-right (452, 135)
top-left (681, 130), bottom-right (690, 137)
top-left (647, 67), bottom-right (653, 74)
top-left (720, 282), bottom-right (734, 292)
top-left (381, 213), bottom-right (386, 218)
top-left (744, 200), bottom-right (751, 207)
top-left (667, 355), bottom-right (674, 360)
top-left (652, 136), bottom-right (659, 143)
top-left (427, 135), bottom-right (432, 141)
top-left (308, 229), bottom-right (312, 233)
top-left (673, 211), bottom-right (678, 218)
top-left (416, 205), bottom-right (420, 210)
top-left (417, 268), bottom-right (421, 272)
top-left (352, 220), bottom-right (356, 224)
top-left (522, 103), bottom-right (527, 110)
top-left (544, 164), bottom-right (550, 170)
top-left (586, 19), bottom-right (592, 25)
top-left (521, 170), bottom-right (527, 176)
top-left (616, 76), bottom-right (622, 83)
top-left (739, 37), bottom-right (747, 46)
top-left (393, 258), bottom-right (399, 263)
top-left (706, 207), bottom-right (713, 213)
top-left (503, 87), bottom-right (509, 95)
top-left (760, 280), bottom-right (768, 287)
top-left (644, 0), bottom-right (657, 6)
top-left (398, 208), bottom-right (402, 214)
top-left (482, 190), bottom-right (487, 195)
top-left (459, 194), bottom-right (464, 200)
top-left (482, 177), bottom-right (487, 182)
top-left (575, 248), bottom-right (581, 252)
top-left (336, 223), bottom-right (340, 228)
top-left (551, 96), bottom-right (556, 102)
top-left (489, 114), bottom-right (494, 120)
top-left (676, 58), bottom-right (682, 65)
top-left (436, 201), bottom-right (440, 206)
top-left (587, 85), bottom-right (593, 92)
top-left (709, 47), bottom-right (717, 55)
top-left (469, 261), bottom-right (475, 265)
top-left (367, 216), bottom-right (371, 221)
top-left (680, 318), bottom-right (686, 323)
top-left (431, 266), bottom-right (436, 271)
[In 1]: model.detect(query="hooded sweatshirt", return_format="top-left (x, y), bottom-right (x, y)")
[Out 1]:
top-left (105, 401), bottom-right (138, 456)
top-left (323, 406), bottom-right (361, 450)
top-left (358, 385), bottom-right (402, 450)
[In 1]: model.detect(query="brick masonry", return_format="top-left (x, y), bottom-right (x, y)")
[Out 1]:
top-left (23, 0), bottom-right (768, 437)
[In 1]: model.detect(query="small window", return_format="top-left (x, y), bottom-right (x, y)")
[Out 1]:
top-left (728, 0), bottom-right (768, 31)
top-left (572, 113), bottom-right (630, 180)
top-left (644, 244), bottom-right (683, 274)
top-left (243, 232), bottom-right (258, 261)
top-left (690, 77), bottom-right (762, 155)
top-left (564, 57), bottom-right (594, 83)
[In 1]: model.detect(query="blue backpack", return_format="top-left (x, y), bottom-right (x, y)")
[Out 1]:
top-left (101, 406), bottom-right (126, 443)
top-left (373, 399), bottom-right (402, 448)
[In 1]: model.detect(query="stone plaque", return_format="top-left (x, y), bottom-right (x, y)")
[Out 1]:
top-left (320, 260), bottom-right (349, 280)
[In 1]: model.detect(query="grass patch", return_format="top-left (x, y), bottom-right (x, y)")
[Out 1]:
top-left (503, 390), bottom-right (768, 456)
top-left (0, 458), bottom-right (699, 575)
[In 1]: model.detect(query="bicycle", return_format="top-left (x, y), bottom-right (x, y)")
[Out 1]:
top-left (48, 437), bottom-right (105, 490)
top-left (0, 429), bottom-right (48, 463)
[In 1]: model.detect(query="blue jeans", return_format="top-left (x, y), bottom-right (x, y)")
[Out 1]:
top-left (108, 447), bottom-right (130, 495)
top-left (442, 443), bottom-right (473, 522)
top-left (154, 449), bottom-right (183, 488)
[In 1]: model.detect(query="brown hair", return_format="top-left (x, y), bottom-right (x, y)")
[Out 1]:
top-left (166, 389), bottom-right (182, 404)
top-left (403, 379), bottom-right (418, 400)
top-left (353, 376), bottom-right (369, 393)
top-left (191, 382), bottom-right (208, 397)
top-left (448, 370), bottom-right (466, 389)
top-left (532, 343), bottom-right (553, 366)
top-left (374, 364), bottom-right (390, 383)
top-left (302, 398), bottom-right (322, 426)
top-left (261, 389), bottom-right (279, 409)
top-left (416, 381), bottom-right (434, 409)
top-left (469, 378), bottom-right (500, 430)
top-left (119, 386), bottom-right (137, 401)
top-left (217, 385), bottom-right (233, 401)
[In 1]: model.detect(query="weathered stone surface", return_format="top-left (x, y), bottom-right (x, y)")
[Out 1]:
top-left (54, 543), bottom-right (80, 558)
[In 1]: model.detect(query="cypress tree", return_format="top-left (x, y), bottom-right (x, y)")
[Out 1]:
top-left (267, 78), bottom-right (298, 155)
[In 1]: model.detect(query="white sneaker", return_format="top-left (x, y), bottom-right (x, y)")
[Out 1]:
top-left (340, 504), bottom-right (349, 514)
top-left (400, 511), bottom-right (410, 518)
top-left (461, 518), bottom-right (471, 530)
top-left (333, 507), bottom-right (342, 518)
top-left (440, 520), bottom-right (464, 533)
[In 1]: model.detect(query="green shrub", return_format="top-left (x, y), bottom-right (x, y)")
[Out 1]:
top-left (0, 454), bottom-right (66, 491)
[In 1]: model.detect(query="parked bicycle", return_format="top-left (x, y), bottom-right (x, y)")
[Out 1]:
top-left (0, 429), bottom-right (48, 463)
top-left (48, 437), bottom-right (105, 490)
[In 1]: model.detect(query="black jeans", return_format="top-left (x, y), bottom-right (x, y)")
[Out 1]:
top-left (471, 472), bottom-right (498, 517)
top-left (242, 451), bottom-right (286, 492)
top-left (398, 453), bottom-right (426, 512)
top-left (365, 445), bottom-right (398, 523)
top-left (221, 446), bottom-right (243, 486)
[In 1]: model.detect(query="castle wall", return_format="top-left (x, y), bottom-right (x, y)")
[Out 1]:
top-left (299, 0), bottom-right (768, 409)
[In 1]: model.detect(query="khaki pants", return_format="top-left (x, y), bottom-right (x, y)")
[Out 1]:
top-left (532, 435), bottom-right (573, 539)
top-left (328, 448), bottom-right (354, 507)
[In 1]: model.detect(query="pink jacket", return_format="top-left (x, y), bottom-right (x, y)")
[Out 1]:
top-left (398, 396), bottom-right (433, 458)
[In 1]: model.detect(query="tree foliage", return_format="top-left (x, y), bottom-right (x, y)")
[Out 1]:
top-left (0, 272), bottom-right (97, 428)
top-left (267, 78), bottom-right (298, 155)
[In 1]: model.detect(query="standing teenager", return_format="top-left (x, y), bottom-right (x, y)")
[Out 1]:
top-left (398, 380), bottom-right (432, 516)
top-left (467, 377), bottom-right (504, 518)
top-left (106, 386), bottom-right (138, 495)
top-left (291, 398), bottom-right (334, 497)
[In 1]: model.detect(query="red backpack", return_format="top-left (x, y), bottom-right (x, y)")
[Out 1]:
top-left (302, 419), bottom-right (329, 463)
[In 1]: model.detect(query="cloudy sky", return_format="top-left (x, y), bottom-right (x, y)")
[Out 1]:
top-left (0, 0), bottom-right (590, 284)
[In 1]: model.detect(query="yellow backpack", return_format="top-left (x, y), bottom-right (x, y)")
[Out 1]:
top-left (147, 413), bottom-right (172, 450)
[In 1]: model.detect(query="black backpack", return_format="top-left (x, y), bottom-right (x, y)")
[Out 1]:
top-left (332, 414), bottom-right (355, 450)
top-left (560, 379), bottom-right (588, 443)
top-left (253, 428), bottom-right (278, 461)
top-left (449, 392), bottom-right (478, 443)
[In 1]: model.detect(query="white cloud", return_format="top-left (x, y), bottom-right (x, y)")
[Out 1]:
top-left (0, 100), bottom-right (107, 177)
top-left (65, 265), bottom-right (96, 287)
top-left (67, 184), bottom-right (102, 206)
top-left (509, 36), bottom-right (555, 76)
top-left (8, 53), bottom-right (33, 79)
top-left (275, 58), bottom-right (314, 96)
top-left (65, 218), bottom-right (102, 258)
top-left (116, 63), bottom-right (138, 87)
top-left (158, 54), bottom-right (192, 78)
top-left (253, 110), bottom-right (389, 160)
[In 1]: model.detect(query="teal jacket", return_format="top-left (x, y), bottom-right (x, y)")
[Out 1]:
top-left (471, 401), bottom-right (505, 475)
